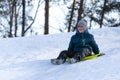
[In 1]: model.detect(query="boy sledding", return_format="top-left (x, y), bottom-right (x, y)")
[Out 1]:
top-left (51, 19), bottom-right (103, 65)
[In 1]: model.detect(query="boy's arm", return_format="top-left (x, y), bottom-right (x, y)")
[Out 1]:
top-left (68, 37), bottom-right (74, 51)
top-left (89, 35), bottom-right (100, 54)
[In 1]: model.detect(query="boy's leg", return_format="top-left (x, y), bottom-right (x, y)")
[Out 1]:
top-left (51, 50), bottom-right (75, 65)
top-left (82, 48), bottom-right (92, 57)
top-left (74, 48), bottom-right (92, 60)
top-left (57, 50), bottom-right (75, 61)
top-left (69, 52), bottom-right (82, 64)
top-left (51, 50), bottom-right (70, 65)
top-left (57, 50), bottom-right (68, 60)
top-left (69, 48), bottom-right (92, 64)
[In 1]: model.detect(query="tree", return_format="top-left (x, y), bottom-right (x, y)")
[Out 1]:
top-left (66, 0), bottom-right (85, 32)
top-left (0, 0), bottom-right (42, 37)
top-left (104, 1), bottom-right (120, 27)
top-left (24, 0), bottom-right (42, 34)
top-left (9, 0), bottom-right (16, 37)
top-left (14, 0), bottom-right (18, 37)
top-left (21, 0), bottom-right (26, 36)
top-left (99, 0), bottom-right (107, 28)
top-left (83, 0), bottom-right (100, 29)
top-left (85, 0), bottom-right (120, 28)
top-left (67, 0), bottom-right (76, 32)
top-left (75, 0), bottom-right (84, 29)
top-left (44, 0), bottom-right (49, 35)
top-left (0, 0), bottom-right (18, 37)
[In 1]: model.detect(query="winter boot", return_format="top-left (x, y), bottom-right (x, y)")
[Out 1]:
top-left (51, 58), bottom-right (65, 65)
top-left (68, 58), bottom-right (79, 64)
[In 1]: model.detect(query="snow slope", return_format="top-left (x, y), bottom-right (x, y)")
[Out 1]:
top-left (0, 27), bottom-right (120, 80)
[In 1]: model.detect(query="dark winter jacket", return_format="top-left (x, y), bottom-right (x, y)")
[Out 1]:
top-left (68, 30), bottom-right (100, 54)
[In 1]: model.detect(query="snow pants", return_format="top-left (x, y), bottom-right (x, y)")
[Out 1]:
top-left (57, 48), bottom-right (92, 62)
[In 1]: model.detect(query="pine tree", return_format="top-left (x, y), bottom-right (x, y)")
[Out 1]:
top-left (85, 0), bottom-right (120, 28)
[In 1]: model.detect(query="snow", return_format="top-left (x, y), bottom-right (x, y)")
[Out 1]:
top-left (30, 0), bottom-right (69, 34)
top-left (0, 27), bottom-right (120, 80)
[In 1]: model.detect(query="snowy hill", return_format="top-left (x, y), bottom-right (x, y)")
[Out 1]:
top-left (0, 27), bottom-right (120, 80)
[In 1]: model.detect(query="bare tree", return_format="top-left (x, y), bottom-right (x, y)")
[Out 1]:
top-left (14, 0), bottom-right (18, 37)
top-left (44, 0), bottom-right (49, 35)
top-left (75, 0), bottom-right (84, 29)
top-left (9, 0), bottom-right (15, 37)
top-left (0, 0), bottom-right (43, 37)
top-left (21, 0), bottom-right (26, 36)
top-left (68, 0), bottom-right (76, 32)
top-left (24, 0), bottom-right (42, 34)
top-left (100, 0), bottom-right (107, 28)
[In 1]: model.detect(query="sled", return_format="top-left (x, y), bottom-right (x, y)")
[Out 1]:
top-left (51, 53), bottom-right (105, 65)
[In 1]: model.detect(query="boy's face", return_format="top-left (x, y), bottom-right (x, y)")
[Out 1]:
top-left (77, 26), bottom-right (85, 33)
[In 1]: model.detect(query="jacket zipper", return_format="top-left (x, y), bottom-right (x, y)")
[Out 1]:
top-left (82, 34), bottom-right (85, 46)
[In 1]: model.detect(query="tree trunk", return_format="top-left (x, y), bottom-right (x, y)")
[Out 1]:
top-left (9, 11), bottom-right (13, 37)
top-left (100, 0), bottom-right (107, 28)
top-left (24, 0), bottom-right (41, 34)
top-left (68, 0), bottom-right (76, 32)
top-left (9, 1), bottom-right (15, 37)
top-left (89, 18), bottom-right (92, 29)
top-left (74, 0), bottom-right (84, 30)
top-left (14, 0), bottom-right (18, 37)
top-left (44, 0), bottom-right (49, 35)
top-left (21, 0), bottom-right (25, 36)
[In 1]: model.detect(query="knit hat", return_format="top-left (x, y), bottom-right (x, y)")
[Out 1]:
top-left (77, 19), bottom-right (88, 30)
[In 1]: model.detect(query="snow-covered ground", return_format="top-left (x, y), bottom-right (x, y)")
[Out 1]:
top-left (0, 27), bottom-right (120, 80)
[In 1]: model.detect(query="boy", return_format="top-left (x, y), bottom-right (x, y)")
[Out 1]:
top-left (51, 19), bottom-right (101, 65)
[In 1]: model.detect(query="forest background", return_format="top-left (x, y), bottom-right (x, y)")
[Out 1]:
top-left (0, 0), bottom-right (119, 38)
